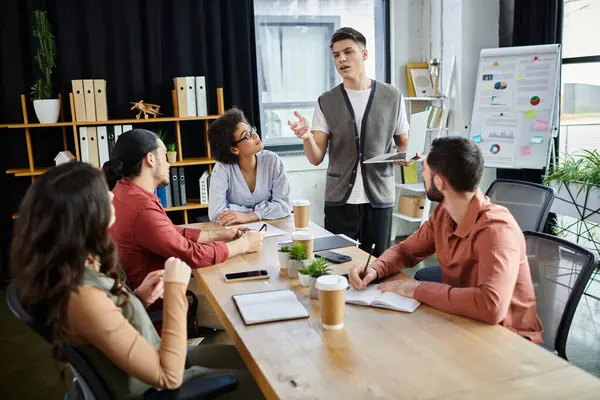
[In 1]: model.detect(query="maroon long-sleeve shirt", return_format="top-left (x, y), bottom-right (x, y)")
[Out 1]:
top-left (373, 191), bottom-right (543, 343)
top-left (109, 180), bottom-right (229, 290)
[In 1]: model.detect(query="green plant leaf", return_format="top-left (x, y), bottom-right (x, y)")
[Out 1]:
top-left (31, 10), bottom-right (55, 100)
top-left (167, 143), bottom-right (177, 152)
top-left (278, 245), bottom-right (291, 253)
top-left (302, 257), bottom-right (331, 278)
top-left (289, 243), bottom-right (307, 261)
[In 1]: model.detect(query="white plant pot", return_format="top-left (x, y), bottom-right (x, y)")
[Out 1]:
top-left (288, 259), bottom-right (308, 279)
top-left (33, 99), bottom-right (60, 124)
top-left (277, 251), bottom-right (290, 273)
top-left (549, 182), bottom-right (600, 224)
top-left (167, 152), bottom-right (177, 163)
top-left (298, 272), bottom-right (310, 287)
top-left (309, 277), bottom-right (319, 299)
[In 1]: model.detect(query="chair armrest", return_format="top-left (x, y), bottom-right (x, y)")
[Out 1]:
top-left (144, 374), bottom-right (239, 400)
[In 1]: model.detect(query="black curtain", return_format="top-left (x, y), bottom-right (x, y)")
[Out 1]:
top-left (497, 0), bottom-right (563, 183)
top-left (0, 0), bottom-right (260, 281)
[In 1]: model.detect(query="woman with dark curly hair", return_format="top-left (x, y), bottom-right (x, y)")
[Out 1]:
top-left (208, 107), bottom-right (292, 225)
top-left (11, 162), bottom-right (262, 399)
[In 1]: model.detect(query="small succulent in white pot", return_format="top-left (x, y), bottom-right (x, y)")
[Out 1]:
top-left (299, 257), bottom-right (332, 299)
top-left (277, 245), bottom-right (291, 273)
top-left (288, 243), bottom-right (308, 279)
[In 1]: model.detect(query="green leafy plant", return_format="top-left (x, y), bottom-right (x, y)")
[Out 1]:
top-left (167, 143), bottom-right (177, 152)
top-left (30, 10), bottom-right (56, 100)
top-left (289, 243), bottom-right (307, 261)
top-left (278, 245), bottom-right (291, 253)
top-left (155, 129), bottom-right (168, 142)
top-left (544, 150), bottom-right (600, 194)
top-left (299, 257), bottom-right (332, 278)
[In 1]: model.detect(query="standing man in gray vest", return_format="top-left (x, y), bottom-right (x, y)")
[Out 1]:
top-left (289, 27), bottom-right (414, 257)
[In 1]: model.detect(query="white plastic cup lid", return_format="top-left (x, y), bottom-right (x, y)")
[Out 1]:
top-left (293, 199), bottom-right (310, 206)
top-left (291, 231), bottom-right (313, 240)
top-left (316, 275), bottom-right (348, 291)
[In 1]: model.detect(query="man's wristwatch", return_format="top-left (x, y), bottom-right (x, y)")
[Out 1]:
top-left (369, 266), bottom-right (379, 280)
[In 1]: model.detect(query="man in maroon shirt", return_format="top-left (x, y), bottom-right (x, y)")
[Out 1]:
top-left (103, 129), bottom-right (263, 290)
top-left (349, 137), bottom-right (543, 343)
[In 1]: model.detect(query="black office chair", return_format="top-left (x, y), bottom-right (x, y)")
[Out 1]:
top-left (6, 281), bottom-right (238, 400)
top-left (414, 179), bottom-right (556, 282)
top-left (523, 231), bottom-right (597, 360)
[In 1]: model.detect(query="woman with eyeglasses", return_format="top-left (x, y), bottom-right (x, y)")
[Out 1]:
top-left (208, 107), bottom-right (292, 225)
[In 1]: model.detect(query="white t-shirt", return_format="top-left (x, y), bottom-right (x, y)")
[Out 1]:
top-left (311, 87), bottom-right (410, 204)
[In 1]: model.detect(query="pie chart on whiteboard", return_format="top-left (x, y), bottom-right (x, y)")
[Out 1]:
top-left (530, 96), bottom-right (540, 106)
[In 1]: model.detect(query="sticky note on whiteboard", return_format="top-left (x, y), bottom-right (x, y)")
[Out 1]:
top-left (472, 135), bottom-right (482, 144)
top-left (520, 145), bottom-right (532, 156)
top-left (533, 120), bottom-right (549, 131)
top-left (531, 136), bottom-right (544, 144)
top-left (524, 109), bottom-right (536, 119)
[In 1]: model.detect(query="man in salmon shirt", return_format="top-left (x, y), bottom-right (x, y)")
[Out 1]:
top-left (349, 136), bottom-right (543, 343)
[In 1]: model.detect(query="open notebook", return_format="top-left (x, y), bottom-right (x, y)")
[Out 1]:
top-left (233, 289), bottom-right (309, 325)
top-left (346, 286), bottom-right (421, 313)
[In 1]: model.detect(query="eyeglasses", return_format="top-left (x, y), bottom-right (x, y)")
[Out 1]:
top-left (234, 126), bottom-right (257, 144)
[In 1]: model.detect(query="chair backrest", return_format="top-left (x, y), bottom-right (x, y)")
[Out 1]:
top-left (524, 231), bottom-right (597, 359)
top-left (485, 179), bottom-right (556, 232)
top-left (6, 281), bottom-right (113, 400)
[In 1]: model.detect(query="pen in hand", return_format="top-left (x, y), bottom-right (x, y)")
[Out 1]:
top-left (360, 243), bottom-right (376, 280)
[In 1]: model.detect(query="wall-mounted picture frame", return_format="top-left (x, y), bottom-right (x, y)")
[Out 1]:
top-left (406, 62), bottom-right (433, 98)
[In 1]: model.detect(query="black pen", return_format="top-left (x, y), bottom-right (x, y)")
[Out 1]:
top-left (259, 223), bottom-right (267, 232)
top-left (362, 243), bottom-right (376, 279)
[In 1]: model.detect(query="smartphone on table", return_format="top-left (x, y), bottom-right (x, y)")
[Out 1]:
top-left (224, 270), bottom-right (270, 283)
top-left (315, 251), bottom-right (353, 264)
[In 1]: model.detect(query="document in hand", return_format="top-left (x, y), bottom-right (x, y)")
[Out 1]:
top-left (346, 285), bottom-right (421, 313)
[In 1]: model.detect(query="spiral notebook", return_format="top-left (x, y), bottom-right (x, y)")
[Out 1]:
top-left (233, 289), bottom-right (309, 325)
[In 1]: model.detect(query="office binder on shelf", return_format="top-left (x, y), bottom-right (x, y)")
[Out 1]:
top-left (71, 80), bottom-right (87, 122)
top-left (107, 127), bottom-right (116, 156)
top-left (79, 127), bottom-right (90, 163)
top-left (93, 79), bottom-right (108, 121)
top-left (178, 167), bottom-right (187, 206)
top-left (170, 168), bottom-right (181, 207)
top-left (87, 127), bottom-right (100, 168)
top-left (83, 80), bottom-right (97, 122)
top-left (199, 170), bottom-right (210, 204)
top-left (122, 124), bottom-right (133, 134)
top-left (114, 125), bottom-right (123, 143)
top-left (97, 126), bottom-right (110, 166)
top-left (195, 76), bottom-right (208, 116)
top-left (165, 182), bottom-right (173, 208)
top-left (156, 186), bottom-right (168, 208)
top-left (185, 77), bottom-right (197, 117)
top-left (174, 77), bottom-right (188, 117)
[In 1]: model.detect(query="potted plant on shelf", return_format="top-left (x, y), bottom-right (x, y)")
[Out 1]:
top-left (30, 10), bottom-right (60, 124)
top-left (543, 150), bottom-right (600, 225)
top-left (288, 243), bottom-right (308, 279)
top-left (299, 257), bottom-right (332, 299)
top-left (167, 143), bottom-right (177, 163)
top-left (277, 245), bottom-right (291, 273)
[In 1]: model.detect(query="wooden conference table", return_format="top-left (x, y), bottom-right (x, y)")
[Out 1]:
top-left (184, 216), bottom-right (600, 399)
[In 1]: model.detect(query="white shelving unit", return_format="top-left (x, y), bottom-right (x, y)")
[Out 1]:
top-left (391, 182), bottom-right (433, 239)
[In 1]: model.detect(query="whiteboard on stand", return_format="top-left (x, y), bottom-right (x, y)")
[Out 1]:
top-left (468, 44), bottom-right (561, 169)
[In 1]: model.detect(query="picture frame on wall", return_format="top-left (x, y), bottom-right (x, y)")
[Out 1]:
top-left (406, 62), bottom-right (433, 98)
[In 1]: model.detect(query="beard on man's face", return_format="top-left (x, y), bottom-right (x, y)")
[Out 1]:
top-left (153, 160), bottom-right (170, 189)
top-left (426, 176), bottom-right (445, 203)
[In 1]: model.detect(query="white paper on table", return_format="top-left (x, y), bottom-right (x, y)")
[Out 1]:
top-left (225, 222), bottom-right (288, 238)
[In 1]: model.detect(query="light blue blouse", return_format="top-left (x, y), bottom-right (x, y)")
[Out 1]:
top-left (208, 150), bottom-right (292, 221)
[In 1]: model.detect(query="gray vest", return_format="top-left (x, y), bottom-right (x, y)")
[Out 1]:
top-left (74, 269), bottom-right (204, 399)
top-left (319, 80), bottom-right (402, 208)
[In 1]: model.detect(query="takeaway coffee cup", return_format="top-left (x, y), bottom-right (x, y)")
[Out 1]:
top-left (291, 231), bottom-right (314, 260)
top-left (316, 275), bottom-right (348, 330)
top-left (293, 199), bottom-right (310, 230)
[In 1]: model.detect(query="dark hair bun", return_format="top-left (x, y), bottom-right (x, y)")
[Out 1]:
top-left (102, 160), bottom-right (124, 190)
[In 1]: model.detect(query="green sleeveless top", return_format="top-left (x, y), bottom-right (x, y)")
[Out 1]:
top-left (74, 269), bottom-right (203, 399)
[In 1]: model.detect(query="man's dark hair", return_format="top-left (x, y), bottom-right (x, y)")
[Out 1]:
top-left (427, 136), bottom-right (484, 193)
top-left (208, 107), bottom-right (249, 165)
top-left (330, 27), bottom-right (366, 49)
